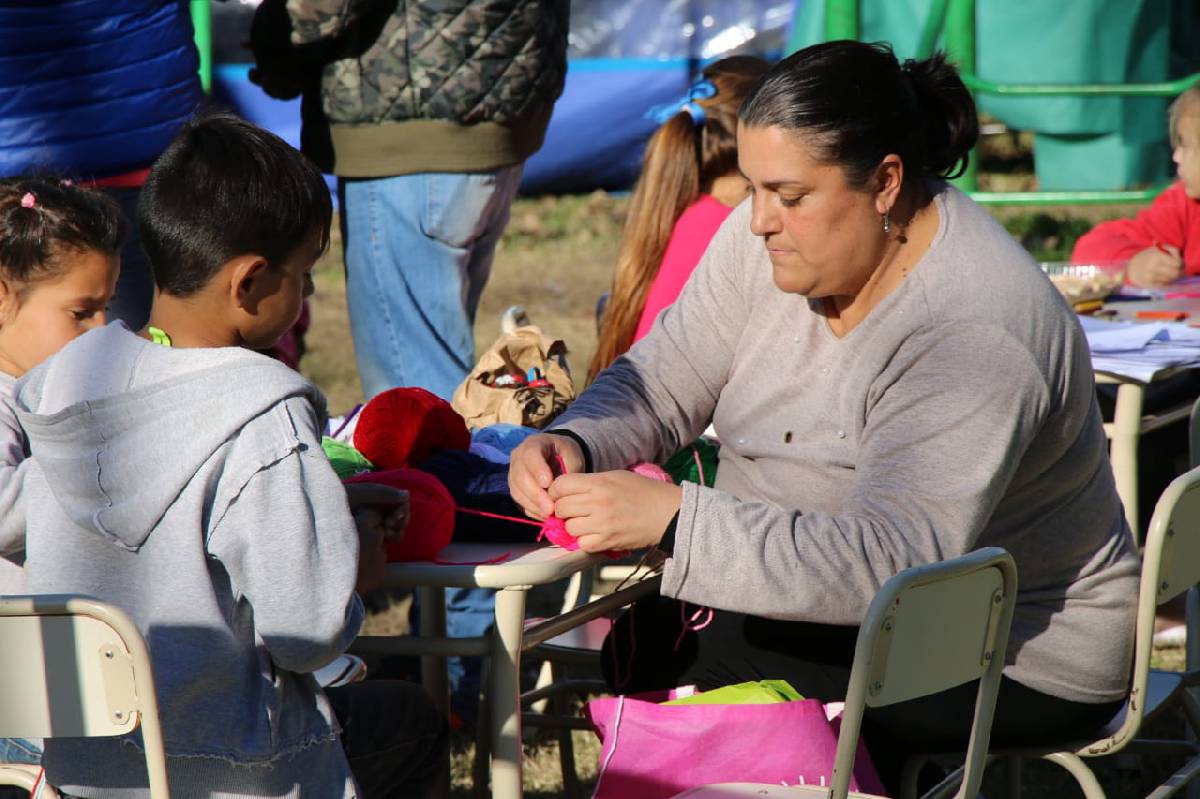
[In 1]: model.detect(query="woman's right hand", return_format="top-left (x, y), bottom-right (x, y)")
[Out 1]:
top-left (1126, 244), bottom-right (1183, 288)
top-left (508, 433), bottom-right (585, 520)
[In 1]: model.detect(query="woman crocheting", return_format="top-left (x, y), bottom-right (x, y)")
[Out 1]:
top-left (587, 55), bottom-right (768, 383)
top-left (510, 41), bottom-right (1138, 787)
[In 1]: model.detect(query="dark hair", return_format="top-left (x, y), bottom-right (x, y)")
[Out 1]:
top-left (739, 40), bottom-right (979, 187)
top-left (0, 177), bottom-right (124, 284)
top-left (588, 55), bottom-right (770, 384)
top-left (138, 111), bottom-right (332, 297)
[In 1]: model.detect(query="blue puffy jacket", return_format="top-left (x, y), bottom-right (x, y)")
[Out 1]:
top-left (0, 0), bottom-right (203, 179)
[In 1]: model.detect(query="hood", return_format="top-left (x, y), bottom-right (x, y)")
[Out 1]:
top-left (14, 324), bottom-right (322, 551)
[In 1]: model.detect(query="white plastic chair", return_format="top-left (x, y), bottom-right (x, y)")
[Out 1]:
top-left (671, 547), bottom-right (1018, 799)
top-left (0, 595), bottom-right (169, 798)
top-left (957, 465), bottom-right (1200, 799)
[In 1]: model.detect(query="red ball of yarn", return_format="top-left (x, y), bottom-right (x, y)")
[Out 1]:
top-left (344, 468), bottom-right (455, 562)
top-left (354, 387), bottom-right (470, 470)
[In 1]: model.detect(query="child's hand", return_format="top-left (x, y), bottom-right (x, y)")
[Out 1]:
top-left (1127, 244), bottom-right (1183, 288)
top-left (352, 507), bottom-right (388, 596)
top-left (344, 482), bottom-right (410, 542)
top-left (344, 483), bottom-right (409, 596)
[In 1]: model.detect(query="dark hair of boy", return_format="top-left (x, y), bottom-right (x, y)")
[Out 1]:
top-left (0, 177), bottom-right (124, 284)
top-left (138, 111), bottom-right (332, 297)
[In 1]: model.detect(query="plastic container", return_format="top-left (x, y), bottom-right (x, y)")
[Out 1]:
top-left (1040, 261), bottom-right (1127, 306)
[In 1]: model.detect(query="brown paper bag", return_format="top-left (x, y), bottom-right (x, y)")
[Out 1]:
top-left (452, 325), bottom-right (576, 430)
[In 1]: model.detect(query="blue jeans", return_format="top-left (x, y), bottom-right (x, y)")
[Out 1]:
top-left (339, 166), bottom-right (524, 401)
top-left (0, 737), bottom-right (40, 764)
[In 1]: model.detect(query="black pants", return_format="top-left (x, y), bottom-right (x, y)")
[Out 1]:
top-left (601, 596), bottom-right (1122, 792)
top-left (327, 680), bottom-right (449, 799)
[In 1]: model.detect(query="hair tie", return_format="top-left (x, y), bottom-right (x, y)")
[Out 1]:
top-left (19, 192), bottom-right (35, 209)
top-left (681, 102), bottom-right (707, 126)
top-left (646, 78), bottom-right (719, 126)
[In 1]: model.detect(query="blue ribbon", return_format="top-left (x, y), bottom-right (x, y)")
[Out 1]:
top-left (646, 78), bottom-right (718, 126)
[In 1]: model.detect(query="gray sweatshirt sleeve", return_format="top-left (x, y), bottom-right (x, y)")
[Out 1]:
top-left (551, 206), bottom-right (753, 469)
top-left (664, 323), bottom-right (1051, 624)
top-left (0, 396), bottom-right (28, 560)
top-left (208, 397), bottom-right (363, 674)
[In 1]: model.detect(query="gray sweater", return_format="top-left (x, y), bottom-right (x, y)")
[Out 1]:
top-left (0, 372), bottom-right (27, 593)
top-left (555, 185), bottom-right (1139, 704)
top-left (14, 324), bottom-right (362, 798)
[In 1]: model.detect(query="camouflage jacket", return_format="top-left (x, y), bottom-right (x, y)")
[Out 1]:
top-left (280, 0), bottom-right (569, 176)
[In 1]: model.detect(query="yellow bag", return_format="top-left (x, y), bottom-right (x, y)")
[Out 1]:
top-left (452, 325), bottom-right (576, 430)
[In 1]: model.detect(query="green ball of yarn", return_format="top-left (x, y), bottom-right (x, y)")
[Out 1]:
top-left (322, 436), bottom-right (374, 478)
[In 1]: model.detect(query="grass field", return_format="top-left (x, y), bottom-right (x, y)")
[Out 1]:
top-left (302, 192), bottom-right (1190, 797)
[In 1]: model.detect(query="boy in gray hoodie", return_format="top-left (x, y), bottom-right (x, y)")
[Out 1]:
top-left (13, 114), bottom-right (447, 798)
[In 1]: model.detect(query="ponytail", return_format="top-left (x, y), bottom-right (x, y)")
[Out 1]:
top-left (902, 52), bottom-right (979, 179)
top-left (587, 112), bottom-right (701, 385)
top-left (589, 55), bottom-right (769, 384)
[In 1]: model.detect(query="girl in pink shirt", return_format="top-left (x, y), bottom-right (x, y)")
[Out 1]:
top-left (588, 56), bottom-right (768, 384)
top-left (1072, 86), bottom-right (1200, 288)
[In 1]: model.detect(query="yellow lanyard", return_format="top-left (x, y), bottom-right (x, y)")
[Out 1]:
top-left (147, 326), bottom-right (172, 347)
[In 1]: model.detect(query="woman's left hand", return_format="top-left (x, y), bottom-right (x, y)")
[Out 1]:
top-left (549, 471), bottom-right (683, 553)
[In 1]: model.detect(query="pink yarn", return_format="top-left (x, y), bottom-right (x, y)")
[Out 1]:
top-left (537, 463), bottom-right (671, 551)
top-left (629, 462), bottom-right (672, 482)
top-left (538, 515), bottom-right (579, 550)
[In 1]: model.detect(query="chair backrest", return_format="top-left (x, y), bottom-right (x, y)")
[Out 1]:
top-left (1088, 464), bottom-right (1200, 756)
top-left (0, 595), bottom-right (170, 798)
top-left (830, 548), bottom-right (1017, 799)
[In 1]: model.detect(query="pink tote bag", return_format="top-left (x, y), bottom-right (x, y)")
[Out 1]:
top-left (586, 691), bottom-right (886, 798)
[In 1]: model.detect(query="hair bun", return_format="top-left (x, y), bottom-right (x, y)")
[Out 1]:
top-left (903, 52), bottom-right (979, 179)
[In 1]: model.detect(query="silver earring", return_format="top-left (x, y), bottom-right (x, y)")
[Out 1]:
top-left (882, 213), bottom-right (891, 234)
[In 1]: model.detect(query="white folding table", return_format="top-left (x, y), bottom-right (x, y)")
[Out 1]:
top-left (351, 542), bottom-right (660, 799)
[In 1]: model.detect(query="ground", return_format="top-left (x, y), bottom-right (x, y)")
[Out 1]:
top-left (302, 191), bottom-right (1188, 798)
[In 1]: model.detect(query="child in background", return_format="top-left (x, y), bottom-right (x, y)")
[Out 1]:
top-left (1075, 84), bottom-right (1200, 642)
top-left (1072, 85), bottom-right (1200, 288)
top-left (12, 114), bottom-right (445, 798)
top-left (0, 177), bottom-right (122, 772)
top-left (587, 56), bottom-right (768, 383)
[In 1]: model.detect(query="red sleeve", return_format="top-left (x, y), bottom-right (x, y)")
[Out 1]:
top-left (1071, 182), bottom-right (1195, 270)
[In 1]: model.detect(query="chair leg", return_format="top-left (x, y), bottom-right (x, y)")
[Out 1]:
top-left (473, 657), bottom-right (492, 799)
top-left (530, 659), bottom-right (554, 715)
top-left (1188, 587), bottom-right (1200, 799)
top-left (550, 661), bottom-right (584, 799)
top-left (1042, 752), bottom-right (1106, 799)
top-left (1182, 689), bottom-right (1200, 738)
top-left (418, 586), bottom-right (452, 799)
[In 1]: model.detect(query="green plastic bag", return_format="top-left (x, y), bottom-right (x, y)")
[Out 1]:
top-left (661, 679), bottom-right (804, 706)
top-left (664, 437), bottom-right (719, 487)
